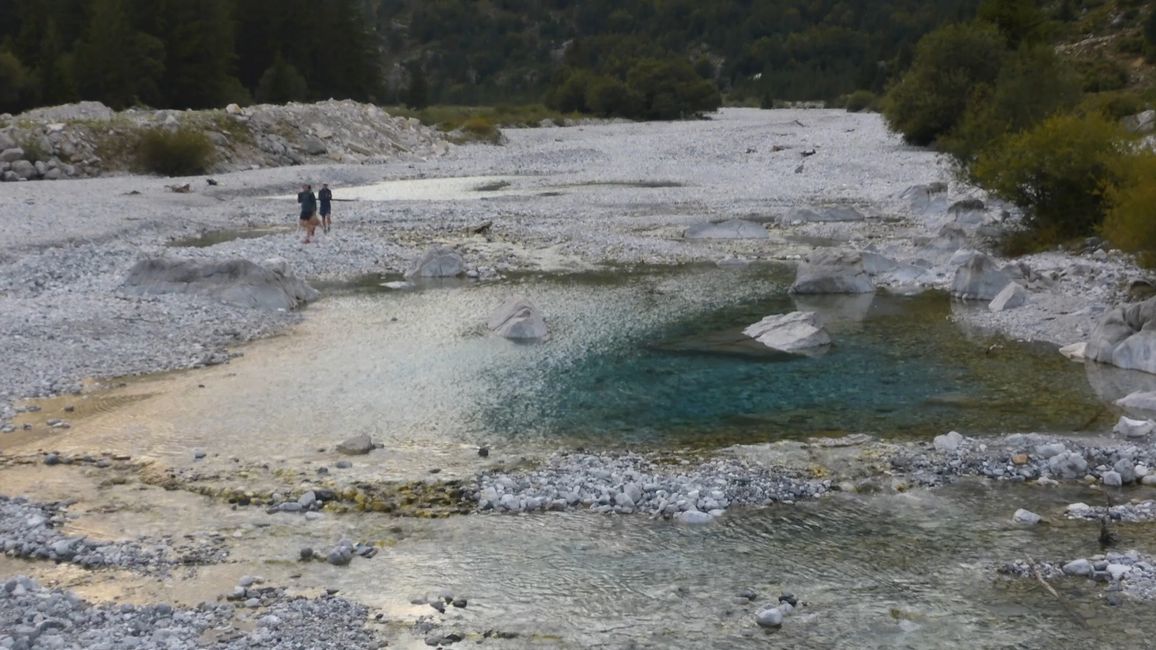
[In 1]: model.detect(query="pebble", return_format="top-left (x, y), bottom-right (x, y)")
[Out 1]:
top-left (1012, 509), bottom-right (1042, 525)
top-left (335, 461), bottom-right (352, 469)
top-left (755, 606), bottom-right (784, 628)
top-left (193, 449), bottom-right (206, 460)
top-left (478, 446), bottom-right (490, 458)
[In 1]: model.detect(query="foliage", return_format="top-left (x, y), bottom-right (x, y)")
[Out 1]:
top-left (882, 23), bottom-right (1007, 146)
top-left (970, 113), bottom-right (1126, 241)
top-left (454, 116), bottom-right (503, 144)
top-left (0, 49), bottom-right (32, 113)
top-left (842, 90), bottom-right (879, 112)
top-left (136, 127), bottom-right (216, 176)
top-left (1073, 57), bottom-right (1131, 92)
top-left (1102, 152), bottom-right (1156, 266)
top-left (977, 0), bottom-right (1048, 47)
top-left (941, 45), bottom-right (1081, 164)
top-left (255, 55), bottom-right (308, 104)
top-left (1078, 90), bottom-right (1147, 120)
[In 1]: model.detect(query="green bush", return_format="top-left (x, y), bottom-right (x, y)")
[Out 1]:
top-left (1074, 57), bottom-right (1130, 92)
top-left (882, 23), bottom-right (1007, 146)
top-left (1102, 152), bottom-right (1156, 266)
top-left (585, 76), bottom-right (641, 117)
top-left (1078, 91), bottom-right (1146, 120)
top-left (970, 112), bottom-right (1126, 241)
top-left (843, 90), bottom-right (878, 113)
top-left (455, 116), bottom-right (503, 144)
top-left (136, 127), bottom-right (216, 176)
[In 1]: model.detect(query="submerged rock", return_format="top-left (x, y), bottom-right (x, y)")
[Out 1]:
top-left (684, 219), bottom-right (768, 239)
top-left (406, 246), bottom-right (466, 279)
top-left (789, 250), bottom-right (874, 295)
top-left (1012, 509), bottom-right (1041, 525)
top-left (336, 434), bottom-right (374, 455)
top-left (742, 311), bottom-right (830, 353)
top-left (121, 258), bottom-right (319, 310)
top-left (487, 296), bottom-right (548, 340)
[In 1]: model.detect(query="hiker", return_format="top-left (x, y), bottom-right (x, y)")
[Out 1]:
top-left (297, 184), bottom-right (318, 243)
top-left (318, 183), bottom-right (333, 233)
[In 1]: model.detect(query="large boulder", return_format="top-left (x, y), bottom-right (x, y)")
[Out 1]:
top-left (988, 282), bottom-right (1027, 312)
top-left (898, 183), bottom-right (948, 215)
top-left (406, 246), bottom-right (466, 279)
top-left (684, 219), bottom-right (768, 239)
top-left (488, 296), bottom-right (548, 340)
top-left (10, 159), bottom-right (36, 180)
top-left (121, 258), bottom-right (318, 310)
top-left (784, 206), bottom-right (865, 223)
top-left (0, 147), bottom-right (23, 163)
top-left (950, 253), bottom-right (1012, 301)
top-left (1087, 297), bottom-right (1156, 374)
top-left (790, 251), bottom-right (874, 295)
top-left (742, 311), bottom-right (831, 353)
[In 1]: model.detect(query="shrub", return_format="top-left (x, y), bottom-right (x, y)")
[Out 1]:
top-left (942, 45), bottom-right (1081, 165)
top-left (455, 116), bottom-right (502, 144)
top-left (136, 127), bottom-right (216, 176)
top-left (625, 58), bottom-right (721, 120)
top-left (882, 23), bottom-right (1007, 145)
top-left (585, 76), bottom-right (641, 117)
top-left (1074, 57), bottom-right (1130, 92)
top-left (843, 90), bottom-right (878, 113)
top-left (1078, 91), bottom-right (1146, 120)
top-left (970, 112), bottom-right (1126, 241)
top-left (1102, 152), bottom-right (1156, 265)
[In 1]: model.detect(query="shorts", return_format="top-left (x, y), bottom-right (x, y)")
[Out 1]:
top-left (320, 206), bottom-right (331, 217)
top-left (300, 212), bottom-right (314, 221)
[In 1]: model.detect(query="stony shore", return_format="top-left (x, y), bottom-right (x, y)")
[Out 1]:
top-left (4, 104), bottom-right (1156, 646)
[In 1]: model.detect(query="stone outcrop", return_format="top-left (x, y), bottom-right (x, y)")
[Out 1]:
top-left (789, 251), bottom-right (874, 295)
top-left (1087, 297), bottom-right (1156, 374)
top-left (951, 252), bottom-right (1012, 301)
top-left (742, 311), bottom-right (830, 353)
top-left (684, 219), bottom-right (768, 239)
top-left (121, 258), bottom-right (318, 311)
top-left (405, 246), bottom-right (466, 279)
top-left (488, 297), bottom-right (548, 340)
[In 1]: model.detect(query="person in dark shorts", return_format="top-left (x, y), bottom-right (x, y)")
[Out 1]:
top-left (318, 183), bottom-right (333, 233)
top-left (297, 184), bottom-right (318, 243)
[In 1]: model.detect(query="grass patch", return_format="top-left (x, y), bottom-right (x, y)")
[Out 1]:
top-left (136, 127), bottom-right (216, 176)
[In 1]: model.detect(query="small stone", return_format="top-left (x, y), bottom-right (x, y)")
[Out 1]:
top-left (478, 446), bottom-right (490, 458)
top-left (335, 460), bottom-right (352, 469)
top-left (1011, 453), bottom-right (1029, 465)
top-left (452, 598), bottom-right (468, 608)
top-left (778, 593), bottom-right (798, 607)
top-left (675, 510), bottom-right (714, 524)
top-left (193, 449), bottom-right (206, 460)
top-left (298, 547), bottom-right (314, 561)
top-left (327, 547), bottom-right (353, 566)
top-left (44, 453), bottom-right (61, 466)
top-left (755, 607), bottom-right (784, 628)
top-left (1102, 471), bottom-right (1123, 487)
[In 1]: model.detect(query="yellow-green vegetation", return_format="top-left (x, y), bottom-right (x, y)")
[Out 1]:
top-left (389, 103), bottom-right (577, 130)
top-left (841, 90), bottom-right (880, 113)
top-left (136, 127), bottom-right (216, 177)
top-left (1102, 152), bottom-right (1156, 266)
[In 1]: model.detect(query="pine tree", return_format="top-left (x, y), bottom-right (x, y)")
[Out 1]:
top-left (74, 0), bottom-right (165, 108)
top-left (156, 0), bottom-right (244, 107)
top-left (255, 54), bottom-right (310, 103)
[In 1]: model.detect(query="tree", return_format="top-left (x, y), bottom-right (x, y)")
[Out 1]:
top-left (155, 0), bottom-right (243, 108)
top-left (0, 49), bottom-right (32, 113)
top-left (625, 58), bottom-right (720, 119)
top-left (255, 54), bottom-right (309, 103)
top-left (977, 0), bottom-right (1047, 48)
top-left (882, 23), bottom-right (1007, 146)
top-left (74, 0), bottom-right (165, 108)
top-left (405, 63), bottom-right (430, 109)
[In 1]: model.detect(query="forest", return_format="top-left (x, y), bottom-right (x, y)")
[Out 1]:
top-left (0, 0), bottom-right (981, 116)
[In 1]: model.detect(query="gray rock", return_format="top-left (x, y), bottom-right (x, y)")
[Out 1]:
top-left (1048, 451), bottom-right (1088, 479)
top-left (0, 147), bottom-right (24, 163)
top-left (0, 131), bottom-right (15, 150)
top-left (406, 246), bottom-right (466, 279)
top-left (1063, 558), bottom-right (1092, 576)
top-left (1012, 509), bottom-right (1041, 525)
top-left (951, 253), bottom-right (1012, 301)
top-left (487, 296), bottom-right (548, 340)
top-left (899, 183), bottom-right (948, 215)
top-left (121, 258), bottom-right (319, 311)
top-left (2, 170), bottom-right (17, 182)
top-left (1087, 297), bottom-right (1156, 375)
top-left (933, 431), bottom-right (964, 453)
top-left (1116, 393), bottom-right (1156, 417)
top-left (300, 136), bottom-right (327, 156)
top-left (755, 606), bottom-right (784, 628)
top-left (336, 434), bottom-right (373, 455)
top-left (1035, 443), bottom-right (1067, 459)
top-left (742, 311), bottom-right (830, 353)
top-left (10, 159), bottom-right (36, 180)
top-left (1113, 458), bottom-right (1136, 484)
top-left (1102, 470), bottom-right (1123, 487)
top-left (1122, 109), bottom-right (1156, 134)
top-left (988, 282), bottom-right (1027, 312)
top-left (298, 491), bottom-right (317, 508)
top-left (299, 547), bottom-right (315, 561)
top-left (790, 251), bottom-right (874, 295)
top-left (675, 511), bottom-right (714, 524)
top-left (685, 219), bottom-right (769, 239)
top-left (327, 547), bottom-right (353, 566)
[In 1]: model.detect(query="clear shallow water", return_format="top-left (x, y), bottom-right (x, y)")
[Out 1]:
top-left (18, 264), bottom-right (1107, 470)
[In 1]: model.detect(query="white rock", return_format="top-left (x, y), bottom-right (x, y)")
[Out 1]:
top-left (933, 431), bottom-right (964, 453)
top-left (1107, 564), bottom-right (1132, 581)
top-left (1116, 391), bottom-right (1156, 413)
top-left (1113, 416), bottom-right (1155, 438)
top-left (684, 219), bottom-right (769, 239)
top-left (988, 282), bottom-right (1027, 312)
top-left (1102, 471), bottom-right (1123, 487)
top-left (755, 607), bottom-right (784, 628)
top-left (1012, 509), bottom-right (1041, 525)
top-left (487, 296), bottom-right (548, 340)
top-left (742, 311), bottom-right (831, 353)
top-left (1059, 342), bottom-right (1087, 361)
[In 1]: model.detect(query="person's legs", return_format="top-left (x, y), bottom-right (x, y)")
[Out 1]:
top-left (301, 217), bottom-right (313, 243)
top-left (322, 212), bottom-right (331, 233)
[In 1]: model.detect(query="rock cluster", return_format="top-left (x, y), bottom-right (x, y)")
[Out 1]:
top-left (475, 452), bottom-right (831, 520)
top-left (1, 99), bottom-right (450, 181)
top-left (1000, 550), bottom-right (1156, 602)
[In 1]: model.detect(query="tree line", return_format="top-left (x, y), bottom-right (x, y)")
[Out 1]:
top-left (1, 0), bottom-right (986, 117)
